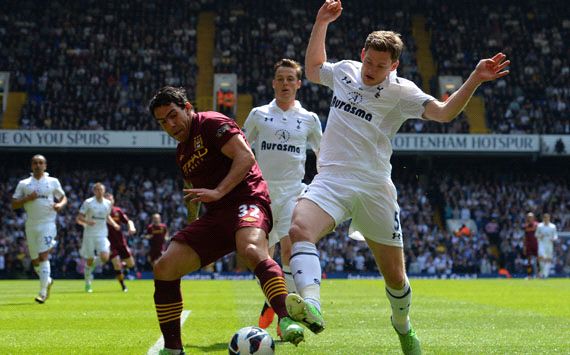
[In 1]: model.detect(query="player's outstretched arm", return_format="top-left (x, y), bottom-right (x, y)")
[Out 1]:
top-left (305, 0), bottom-right (343, 83)
top-left (424, 52), bottom-right (510, 123)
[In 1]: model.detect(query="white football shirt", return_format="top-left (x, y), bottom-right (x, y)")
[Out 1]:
top-left (243, 99), bottom-right (322, 184)
top-left (536, 222), bottom-right (558, 243)
top-left (79, 197), bottom-right (112, 237)
top-left (12, 173), bottom-right (65, 225)
top-left (319, 60), bottom-right (434, 177)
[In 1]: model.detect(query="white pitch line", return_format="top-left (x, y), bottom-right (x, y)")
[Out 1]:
top-left (147, 310), bottom-right (192, 355)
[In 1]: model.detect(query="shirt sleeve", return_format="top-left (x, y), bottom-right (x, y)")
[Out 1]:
top-left (398, 79), bottom-right (435, 120)
top-left (12, 181), bottom-right (24, 199)
top-left (307, 113), bottom-right (323, 152)
top-left (52, 179), bottom-right (65, 200)
top-left (203, 114), bottom-right (242, 150)
top-left (319, 62), bottom-right (336, 89)
top-left (242, 109), bottom-right (259, 148)
top-left (79, 201), bottom-right (88, 215)
top-left (119, 208), bottom-right (130, 224)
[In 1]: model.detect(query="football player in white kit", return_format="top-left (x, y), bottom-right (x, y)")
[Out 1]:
top-left (76, 182), bottom-right (120, 292)
top-left (243, 58), bottom-right (322, 336)
top-left (12, 154), bottom-right (68, 303)
top-left (284, 1), bottom-right (510, 354)
top-left (536, 213), bottom-right (558, 279)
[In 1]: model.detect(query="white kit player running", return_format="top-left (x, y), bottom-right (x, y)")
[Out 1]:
top-left (536, 213), bottom-right (558, 279)
top-left (76, 182), bottom-right (119, 292)
top-left (243, 58), bottom-right (322, 335)
top-left (284, 1), bottom-right (511, 354)
top-left (12, 154), bottom-right (68, 304)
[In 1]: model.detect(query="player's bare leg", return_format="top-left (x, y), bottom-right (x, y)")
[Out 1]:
top-left (236, 227), bottom-right (304, 346)
top-left (286, 199), bottom-right (334, 334)
top-left (153, 240), bottom-right (201, 355)
top-left (111, 256), bottom-right (128, 292)
top-left (367, 239), bottom-right (421, 355)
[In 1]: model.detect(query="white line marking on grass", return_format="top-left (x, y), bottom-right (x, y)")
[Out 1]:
top-left (147, 310), bottom-right (191, 355)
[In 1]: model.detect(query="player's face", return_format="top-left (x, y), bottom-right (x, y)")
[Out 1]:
top-left (526, 214), bottom-right (534, 223)
top-left (273, 67), bottom-right (301, 104)
top-left (94, 184), bottom-right (105, 199)
top-left (152, 214), bottom-right (161, 224)
top-left (360, 48), bottom-right (399, 86)
top-left (30, 157), bottom-right (47, 175)
top-left (543, 214), bottom-right (550, 223)
top-left (154, 102), bottom-right (193, 142)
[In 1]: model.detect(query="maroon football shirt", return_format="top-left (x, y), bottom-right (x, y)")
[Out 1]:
top-left (175, 111), bottom-right (270, 209)
top-left (107, 206), bottom-right (129, 246)
top-left (146, 223), bottom-right (168, 253)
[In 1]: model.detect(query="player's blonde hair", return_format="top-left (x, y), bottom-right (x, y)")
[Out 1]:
top-left (364, 31), bottom-right (404, 62)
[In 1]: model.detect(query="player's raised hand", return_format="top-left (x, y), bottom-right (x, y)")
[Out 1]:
top-left (184, 188), bottom-right (223, 203)
top-left (316, 0), bottom-right (342, 24)
top-left (473, 52), bottom-right (510, 83)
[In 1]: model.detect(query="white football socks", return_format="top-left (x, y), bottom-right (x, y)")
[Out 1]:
top-left (282, 264), bottom-right (298, 294)
top-left (386, 277), bottom-right (412, 334)
top-left (290, 241), bottom-right (321, 310)
top-left (38, 260), bottom-right (51, 296)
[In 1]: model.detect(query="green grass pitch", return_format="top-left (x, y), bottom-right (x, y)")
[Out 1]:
top-left (0, 279), bottom-right (569, 354)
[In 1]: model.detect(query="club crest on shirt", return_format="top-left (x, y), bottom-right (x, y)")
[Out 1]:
top-left (193, 135), bottom-right (203, 150)
top-left (275, 129), bottom-right (290, 143)
top-left (347, 91), bottom-right (363, 104)
top-left (242, 216), bottom-right (257, 222)
top-left (216, 124), bottom-right (231, 138)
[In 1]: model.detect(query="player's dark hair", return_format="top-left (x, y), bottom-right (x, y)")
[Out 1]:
top-left (148, 86), bottom-right (189, 118)
top-left (364, 31), bottom-right (404, 62)
top-left (31, 154), bottom-right (46, 164)
top-left (274, 59), bottom-right (303, 80)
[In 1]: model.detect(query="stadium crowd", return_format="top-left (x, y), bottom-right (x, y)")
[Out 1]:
top-left (6, 0), bottom-right (567, 133)
top-left (1, 0), bottom-right (201, 130)
top-left (425, 0), bottom-right (570, 134)
top-left (2, 157), bottom-right (569, 278)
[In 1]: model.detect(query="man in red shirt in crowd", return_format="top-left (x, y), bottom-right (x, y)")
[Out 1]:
top-left (148, 86), bottom-right (304, 354)
top-left (105, 192), bottom-right (137, 292)
top-left (144, 213), bottom-right (169, 266)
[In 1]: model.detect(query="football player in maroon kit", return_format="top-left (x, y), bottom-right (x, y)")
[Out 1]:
top-left (144, 213), bottom-right (169, 266)
top-left (148, 86), bottom-right (304, 354)
top-left (523, 212), bottom-right (539, 278)
top-left (105, 192), bottom-right (137, 292)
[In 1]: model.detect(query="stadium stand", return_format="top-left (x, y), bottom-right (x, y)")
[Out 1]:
top-left (2, 154), bottom-right (569, 278)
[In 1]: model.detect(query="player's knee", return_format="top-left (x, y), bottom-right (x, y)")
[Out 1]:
top-left (241, 243), bottom-right (265, 266)
top-left (288, 224), bottom-right (311, 243)
top-left (382, 267), bottom-right (407, 289)
top-left (153, 257), bottom-right (170, 280)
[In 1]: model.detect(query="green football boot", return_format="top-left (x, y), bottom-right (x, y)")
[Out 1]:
top-left (278, 316), bottom-right (305, 346)
top-left (285, 293), bottom-right (325, 334)
top-left (158, 348), bottom-right (185, 355)
top-left (85, 283), bottom-right (93, 293)
top-left (395, 325), bottom-right (422, 355)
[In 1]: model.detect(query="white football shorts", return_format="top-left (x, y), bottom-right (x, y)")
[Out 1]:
top-left (25, 222), bottom-right (57, 259)
top-left (538, 242), bottom-right (554, 259)
top-left (80, 235), bottom-right (111, 259)
top-left (300, 168), bottom-right (403, 247)
top-left (267, 182), bottom-right (306, 247)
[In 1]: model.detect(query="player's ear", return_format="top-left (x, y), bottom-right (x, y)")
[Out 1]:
top-left (360, 48), bottom-right (366, 62)
top-left (185, 101), bottom-right (193, 113)
top-left (391, 59), bottom-right (400, 71)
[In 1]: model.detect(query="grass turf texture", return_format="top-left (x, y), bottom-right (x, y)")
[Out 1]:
top-left (0, 279), bottom-right (568, 354)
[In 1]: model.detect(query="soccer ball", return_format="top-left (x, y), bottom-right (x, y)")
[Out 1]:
top-left (228, 326), bottom-right (275, 355)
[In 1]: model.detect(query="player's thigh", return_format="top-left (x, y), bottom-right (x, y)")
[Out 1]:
top-left (366, 238), bottom-right (406, 289)
top-left (352, 180), bottom-right (403, 247)
top-left (289, 198), bottom-right (336, 244)
top-left (26, 223), bottom-right (57, 260)
top-left (95, 237), bottom-right (111, 259)
top-left (80, 237), bottom-right (97, 259)
top-left (154, 240), bottom-right (201, 281)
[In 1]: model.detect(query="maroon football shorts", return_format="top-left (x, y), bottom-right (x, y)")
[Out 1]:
top-left (172, 199), bottom-right (272, 267)
top-left (525, 237), bottom-right (538, 257)
top-left (110, 242), bottom-right (132, 259)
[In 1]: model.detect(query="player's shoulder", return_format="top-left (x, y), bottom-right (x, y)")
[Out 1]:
top-left (296, 104), bottom-right (320, 123)
top-left (331, 60), bottom-right (360, 74)
top-left (17, 176), bottom-right (33, 184)
top-left (84, 196), bottom-right (95, 204)
top-left (251, 104), bottom-right (272, 116)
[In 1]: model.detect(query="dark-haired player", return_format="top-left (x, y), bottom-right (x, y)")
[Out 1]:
top-left (148, 86), bottom-right (304, 354)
